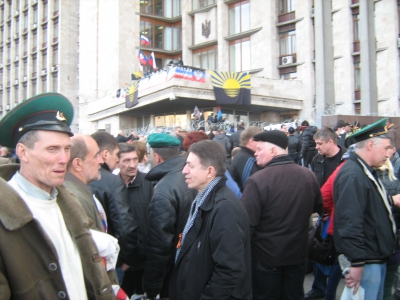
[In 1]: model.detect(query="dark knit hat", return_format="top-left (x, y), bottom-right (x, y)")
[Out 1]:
top-left (253, 130), bottom-right (288, 149)
top-left (301, 120), bottom-right (309, 127)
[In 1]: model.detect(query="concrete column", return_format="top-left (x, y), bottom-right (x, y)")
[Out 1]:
top-left (314, 0), bottom-right (335, 121)
top-left (359, 0), bottom-right (377, 115)
top-left (149, 114), bottom-right (155, 128)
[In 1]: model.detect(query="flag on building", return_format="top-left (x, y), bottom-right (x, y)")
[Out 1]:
top-left (210, 70), bottom-right (251, 105)
top-left (149, 52), bottom-right (157, 69)
top-left (126, 80), bottom-right (139, 108)
top-left (138, 50), bottom-right (148, 65)
top-left (217, 105), bottom-right (222, 121)
top-left (140, 34), bottom-right (151, 46)
top-left (131, 71), bottom-right (142, 80)
top-left (193, 106), bottom-right (200, 117)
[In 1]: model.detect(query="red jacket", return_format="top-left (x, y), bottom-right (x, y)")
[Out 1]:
top-left (321, 162), bottom-right (345, 236)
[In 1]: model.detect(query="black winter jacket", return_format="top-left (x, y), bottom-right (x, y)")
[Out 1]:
top-left (143, 156), bottom-right (197, 297)
top-left (241, 155), bottom-right (323, 267)
top-left (125, 171), bottom-right (154, 271)
top-left (300, 126), bottom-right (318, 155)
top-left (334, 153), bottom-right (396, 266)
top-left (288, 134), bottom-right (301, 154)
top-left (88, 164), bottom-right (138, 267)
top-left (170, 178), bottom-right (252, 300)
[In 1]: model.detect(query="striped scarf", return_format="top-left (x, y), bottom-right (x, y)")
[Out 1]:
top-left (175, 176), bottom-right (222, 262)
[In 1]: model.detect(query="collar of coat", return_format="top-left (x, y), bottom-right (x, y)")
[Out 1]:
top-left (0, 164), bottom-right (90, 234)
top-left (352, 153), bottom-right (396, 235)
top-left (197, 176), bottom-right (228, 212)
top-left (265, 154), bottom-right (294, 167)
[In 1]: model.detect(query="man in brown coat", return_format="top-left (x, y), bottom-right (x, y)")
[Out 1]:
top-left (241, 130), bottom-right (323, 300)
top-left (0, 93), bottom-right (116, 299)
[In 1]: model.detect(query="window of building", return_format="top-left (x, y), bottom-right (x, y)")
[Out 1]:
top-left (6, 87), bottom-right (10, 106)
top-left (52, 72), bottom-right (57, 92)
top-left (6, 45), bottom-right (10, 63)
top-left (229, 1), bottom-right (250, 35)
top-left (5, 1), bottom-right (10, 20)
top-left (229, 37), bottom-right (250, 72)
top-left (0, 69), bottom-right (3, 82)
top-left (32, 29), bottom-right (37, 51)
top-left (54, 0), bottom-right (59, 13)
top-left (15, 0), bottom-right (20, 12)
top-left (15, 17), bottom-right (19, 34)
top-left (42, 25), bottom-right (47, 48)
top-left (31, 78), bottom-right (36, 96)
top-left (193, 0), bottom-right (216, 10)
top-left (280, 72), bottom-right (297, 80)
top-left (14, 40), bottom-right (19, 58)
top-left (52, 45), bottom-right (58, 65)
top-left (353, 10), bottom-right (359, 52)
top-left (33, 5), bottom-right (37, 24)
top-left (32, 54), bottom-right (37, 76)
top-left (6, 66), bottom-right (10, 83)
top-left (6, 23), bottom-right (10, 41)
top-left (193, 45), bottom-right (218, 69)
top-left (279, 30), bottom-right (296, 61)
top-left (43, 0), bottom-right (48, 22)
top-left (140, 18), bottom-right (182, 51)
top-left (23, 57), bottom-right (27, 76)
top-left (53, 18), bottom-right (58, 43)
top-left (23, 35), bottom-right (27, 55)
top-left (279, 0), bottom-right (295, 14)
top-left (15, 62), bottom-right (19, 79)
top-left (41, 75), bottom-right (46, 92)
top-left (14, 86), bottom-right (19, 104)
top-left (22, 82), bottom-right (27, 100)
top-left (23, 12), bottom-right (28, 30)
top-left (0, 8), bottom-right (4, 23)
top-left (42, 50), bottom-right (46, 70)
top-left (140, 0), bottom-right (180, 18)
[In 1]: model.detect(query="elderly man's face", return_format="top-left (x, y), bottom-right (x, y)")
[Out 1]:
top-left (19, 130), bottom-right (71, 192)
top-left (371, 138), bottom-right (392, 168)
top-left (254, 142), bottom-right (274, 167)
top-left (82, 137), bottom-right (103, 184)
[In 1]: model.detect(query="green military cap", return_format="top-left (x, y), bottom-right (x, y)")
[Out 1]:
top-left (147, 133), bottom-right (181, 148)
top-left (0, 92), bottom-right (74, 148)
top-left (345, 118), bottom-right (387, 147)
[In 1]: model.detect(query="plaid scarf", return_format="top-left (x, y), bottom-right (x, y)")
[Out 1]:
top-left (175, 176), bottom-right (222, 262)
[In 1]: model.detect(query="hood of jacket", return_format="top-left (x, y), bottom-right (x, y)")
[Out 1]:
top-left (145, 155), bottom-right (186, 182)
top-left (214, 134), bottom-right (227, 141)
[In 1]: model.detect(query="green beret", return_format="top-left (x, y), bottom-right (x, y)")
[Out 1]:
top-left (147, 133), bottom-right (181, 148)
top-left (345, 117), bottom-right (388, 147)
top-left (0, 92), bottom-right (74, 148)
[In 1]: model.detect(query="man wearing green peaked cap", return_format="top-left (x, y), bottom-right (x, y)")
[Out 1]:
top-left (142, 132), bottom-right (197, 298)
top-left (334, 118), bottom-right (396, 299)
top-left (0, 93), bottom-right (116, 299)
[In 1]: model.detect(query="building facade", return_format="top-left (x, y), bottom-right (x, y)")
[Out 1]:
top-left (0, 0), bottom-right (79, 131)
top-left (77, 0), bottom-right (400, 134)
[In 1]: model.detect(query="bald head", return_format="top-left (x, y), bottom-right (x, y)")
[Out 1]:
top-left (68, 134), bottom-right (104, 184)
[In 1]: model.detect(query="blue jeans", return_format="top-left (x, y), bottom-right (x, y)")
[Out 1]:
top-left (116, 267), bottom-right (125, 285)
top-left (310, 253), bottom-right (342, 300)
top-left (252, 255), bottom-right (306, 300)
top-left (360, 263), bottom-right (386, 300)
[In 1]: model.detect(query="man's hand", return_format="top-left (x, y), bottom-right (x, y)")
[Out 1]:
top-left (345, 266), bottom-right (364, 295)
top-left (392, 194), bottom-right (400, 207)
top-left (121, 263), bottom-right (130, 271)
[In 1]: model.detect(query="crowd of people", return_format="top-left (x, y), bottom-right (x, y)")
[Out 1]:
top-left (1, 92), bottom-right (400, 300)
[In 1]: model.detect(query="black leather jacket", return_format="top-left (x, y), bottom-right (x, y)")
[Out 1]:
top-left (125, 171), bottom-right (154, 271)
top-left (88, 164), bottom-right (138, 267)
top-left (143, 156), bottom-right (197, 297)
